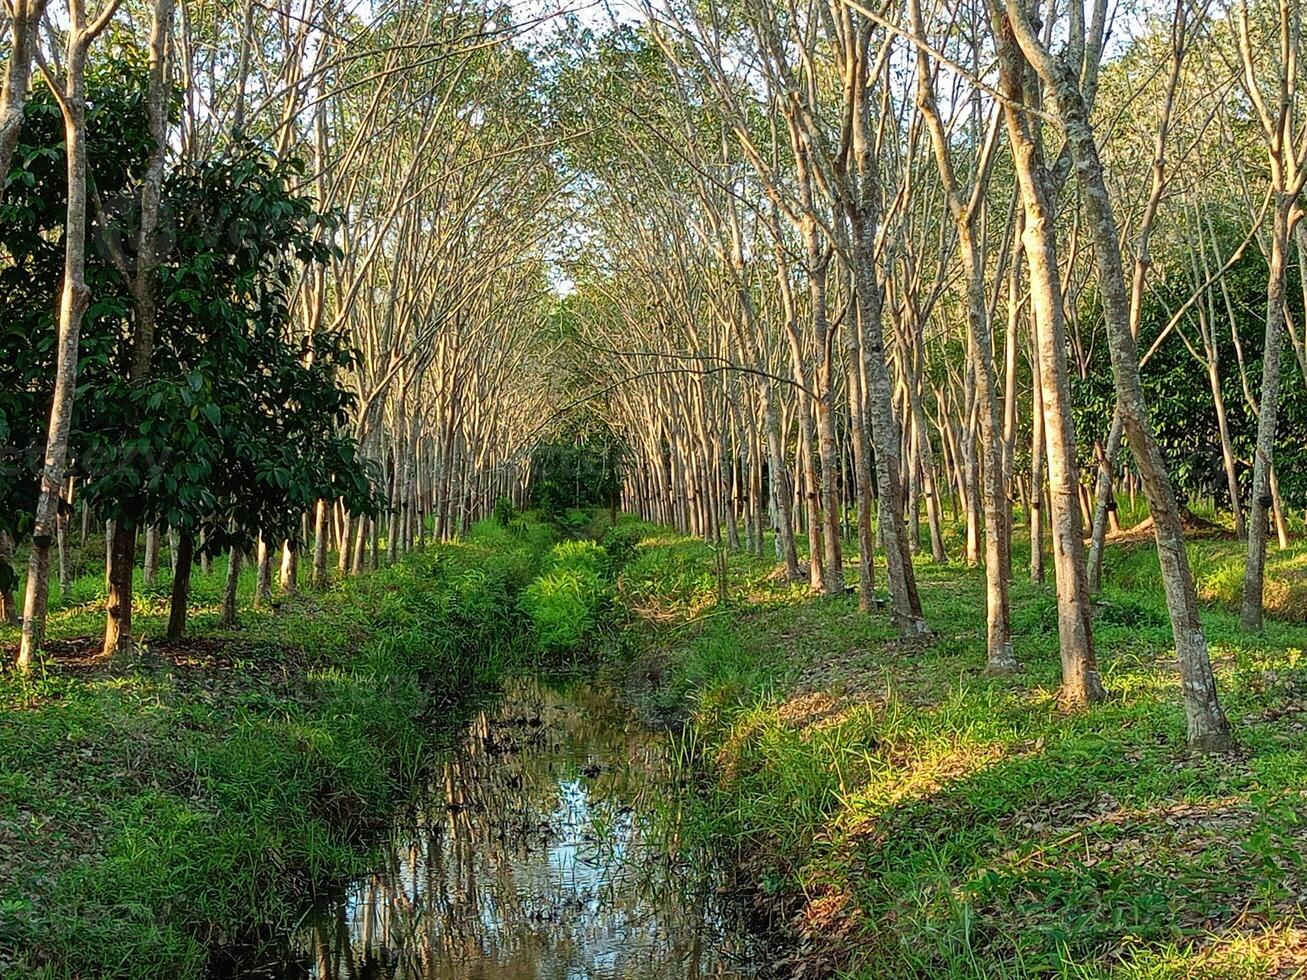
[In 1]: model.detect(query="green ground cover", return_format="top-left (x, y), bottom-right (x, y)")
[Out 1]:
top-left (615, 516), bottom-right (1307, 978)
top-left (0, 515), bottom-right (573, 977)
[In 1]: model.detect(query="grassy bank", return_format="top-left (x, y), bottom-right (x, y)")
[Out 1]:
top-left (615, 517), bottom-right (1307, 978)
top-left (0, 516), bottom-right (567, 978)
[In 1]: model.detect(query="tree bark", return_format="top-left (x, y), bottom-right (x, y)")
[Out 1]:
top-left (993, 15), bottom-right (1103, 704)
top-left (1241, 204), bottom-right (1291, 631)
top-left (18, 1), bottom-right (120, 667)
top-left (219, 546), bottom-right (242, 627)
top-left (103, 521), bottom-right (136, 656)
top-left (1007, 2), bottom-right (1231, 747)
top-left (166, 532), bottom-right (194, 642)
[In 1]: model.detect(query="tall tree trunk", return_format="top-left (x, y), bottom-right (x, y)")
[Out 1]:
top-left (1087, 414), bottom-right (1124, 593)
top-left (219, 546), bottom-right (242, 627)
top-left (311, 498), bottom-right (329, 588)
top-left (0, 1), bottom-right (49, 190)
top-left (994, 26), bottom-right (1103, 705)
top-left (254, 535), bottom-right (272, 608)
top-left (1008, 6), bottom-right (1231, 747)
top-left (18, 3), bottom-right (118, 666)
top-left (280, 539), bottom-right (298, 595)
top-left (103, 521), bottom-right (136, 656)
top-left (143, 526), bottom-right (160, 586)
top-left (166, 532), bottom-right (194, 642)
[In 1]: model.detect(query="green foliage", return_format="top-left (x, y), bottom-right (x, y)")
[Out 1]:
top-left (519, 539), bottom-right (614, 653)
top-left (626, 523), bottom-right (1307, 979)
top-left (0, 67), bottom-right (375, 550)
top-left (599, 522), bottom-right (645, 573)
top-left (528, 424), bottom-right (625, 516)
top-left (493, 496), bottom-right (515, 527)
top-left (1073, 227), bottom-right (1307, 511)
top-left (0, 516), bottom-right (561, 976)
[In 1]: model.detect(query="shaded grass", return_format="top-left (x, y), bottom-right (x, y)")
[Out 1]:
top-left (0, 517), bottom-right (559, 978)
top-left (616, 516), bottom-right (1307, 978)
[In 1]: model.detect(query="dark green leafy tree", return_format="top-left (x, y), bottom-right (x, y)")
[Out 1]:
top-left (0, 68), bottom-right (376, 645)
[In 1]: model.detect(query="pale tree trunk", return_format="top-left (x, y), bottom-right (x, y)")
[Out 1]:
top-left (0, 1), bottom-right (49, 189)
top-left (847, 151), bottom-right (927, 634)
top-left (279, 539), bottom-right (298, 595)
top-left (846, 331), bottom-right (877, 611)
top-left (254, 535), bottom-right (272, 608)
top-left (1270, 466), bottom-right (1289, 550)
top-left (1008, 3), bottom-right (1231, 748)
top-left (1242, 201), bottom-right (1293, 630)
top-left (56, 505), bottom-right (71, 599)
top-left (337, 510), bottom-right (353, 575)
top-left (99, 0), bottom-right (173, 658)
top-left (962, 233), bottom-right (1015, 669)
top-left (1086, 413), bottom-right (1124, 594)
top-left (762, 383), bottom-right (801, 579)
top-left (993, 22), bottom-right (1103, 705)
top-left (907, 7), bottom-right (1013, 666)
top-left (143, 526), bottom-right (160, 586)
top-left (1028, 316), bottom-right (1047, 584)
top-left (311, 498), bottom-right (330, 588)
top-left (19, 0), bottom-right (122, 668)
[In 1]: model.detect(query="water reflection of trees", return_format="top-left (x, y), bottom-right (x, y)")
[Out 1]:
top-left (297, 678), bottom-right (754, 979)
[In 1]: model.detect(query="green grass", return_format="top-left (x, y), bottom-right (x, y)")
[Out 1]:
top-left (0, 516), bottom-right (562, 978)
top-left (613, 515), bottom-right (1307, 979)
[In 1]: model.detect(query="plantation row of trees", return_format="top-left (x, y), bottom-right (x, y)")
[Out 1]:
top-left (1, 1), bottom-right (562, 664)
top-left (6, 0), bottom-right (1306, 755)
top-left (551, 0), bottom-right (1307, 753)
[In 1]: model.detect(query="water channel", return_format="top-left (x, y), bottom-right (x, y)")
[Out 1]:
top-left (217, 676), bottom-right (761, 979)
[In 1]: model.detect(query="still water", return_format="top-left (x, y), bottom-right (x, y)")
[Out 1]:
top-left (233, 677), bottom-right (759, 979)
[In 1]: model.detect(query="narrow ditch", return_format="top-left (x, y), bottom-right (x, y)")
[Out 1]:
top-left (210, 674), bottom-right (762, 978)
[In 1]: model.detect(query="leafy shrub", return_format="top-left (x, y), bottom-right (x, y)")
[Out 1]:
top-left (562, 508), bottom-right (592, 535)
top-left (493, 496), bottom-right (514, 527)
top-left (547, 539), bottom-right (606, 575)
top-left (620, 538), bottom-right (718, 610)
top-left (520, 567), bottom-right (608, 653)
top-left (600, 523), bottom-right (645, 574)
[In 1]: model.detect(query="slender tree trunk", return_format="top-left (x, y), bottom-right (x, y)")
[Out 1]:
top-left (1009, 11), bottom-right (1232, 746)
top-left (166, 532), bottom-right (194, 641)
top-left (219, 546), bottom-right (241, 627)
top-left (995, 35), bottom-right (1103, 704)
top-left (0, 1), bottom-right (48, 189)
top-left (280, 539), bottom-right (298, 595)
top-left (56, 507), bottom-right (71, 599)
top-left (103, 521), bottom-right (136, 656)
top-left (312, 498), bottom-right (329, 588)
top-left (143, 526), bottom-right (160, 586)
top-left (254, 535), bottom-right (272, 608)
top-left (1087, 413), bottom-right (1124, 593)
top-left (0, 532), bottom-right (19, 625)
top-left (1241, 215), bottom-right (1292, 628)
top-left (18, 12), bottom-right (108, 668)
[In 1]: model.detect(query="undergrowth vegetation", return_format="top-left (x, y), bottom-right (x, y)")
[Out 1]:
top-left (0, 513), bottom-right (588, 978)
top-left (612, 516), bottom-right (1307, 979)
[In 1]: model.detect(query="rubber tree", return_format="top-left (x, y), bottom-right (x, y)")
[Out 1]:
top-left (909, 0), bottom-right (1015, 671)
top-left (18, 0), bottom-right (123, 669)
top-left (1004, 0), bottom-right (1233, 750)
top-left (987, 0), bottom-right (1105, 705)
top-left (1234, 0), bottom-right (1307, 631)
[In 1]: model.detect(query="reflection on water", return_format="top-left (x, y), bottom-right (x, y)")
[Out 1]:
top-left (286, 678), bottom-right (757, 979)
